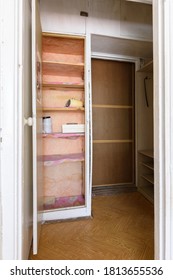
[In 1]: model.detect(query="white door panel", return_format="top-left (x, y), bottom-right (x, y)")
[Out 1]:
top-left (32, 0), bottom-right (43, 255)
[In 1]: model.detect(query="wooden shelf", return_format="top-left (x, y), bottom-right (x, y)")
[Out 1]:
top-left (43, 153), bottom-right (85, 166)
top-left (93, 140), bottom-right (133, 144)
top-left (42, 60), bottom-right (84, 76)
top-left (92, 104), bottom-right (133, 109)
top-left (138, 60), bottom-right (153, 73)
top-left (43, 107), bottom-right (85, 112)
top-left (141, 174), bottom-right (154, 185)
top-left (42, 83), bottom-right (84, 90)
top-left (43, 132), bottom-right (84, 139)
top-left (139, 185), bottom-right (154, 204)
top-left (138, 150), bottom-right (154, 203)
top-left (141, 162), bottom-right (154, 170)
top-left (139, 150), bottom-right (153, 158)
top-left (43, 60), bottom-right (84, 67)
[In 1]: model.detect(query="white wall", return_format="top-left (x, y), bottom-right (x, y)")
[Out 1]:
top-left (40, 0), bottom-right (152, 41)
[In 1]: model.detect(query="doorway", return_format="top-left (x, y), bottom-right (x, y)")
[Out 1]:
top-left (91, 59), bottom-right (135, 193)
top-left (2, 0), bottom-right (173, 260)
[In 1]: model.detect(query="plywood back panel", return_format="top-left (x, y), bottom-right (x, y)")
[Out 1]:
top-left (43, 89), bottom-right (84, 108)
top-left (93, 143), bottom-right (134, 185)
top-left (43, 138), bottom-right (84, 156)
top-left (42, 36), bottom-right (84, 63)
top-left (92, 59), bottom-right (133, 106)
top-left (92, 58), bottom-right (135, 187)
top-left (43, 162), bottom-right (83, 197)
top-left (93, 107), bottom-right (132, 140)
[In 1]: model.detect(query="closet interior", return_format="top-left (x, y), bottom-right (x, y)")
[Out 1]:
top-left (42, 34), bottom-right (86, 211)
top-left (92, 58), bottom-right (135, 191)
top-left (37, 0), bottom-right (154, 223)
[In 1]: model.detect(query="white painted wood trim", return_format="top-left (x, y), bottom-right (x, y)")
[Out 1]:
top-left (40, 32), bottom-right (92, 222)
top-left (91, 52), bottom-right (139, 64)
top-left (16, 0), bottom-right (24, 260)
top-left (153, 0), bottom-right (173, 260)
top-left (85, 33), bottom-right (92, 215)
top-left (42, 206), bottom-right (91, 221)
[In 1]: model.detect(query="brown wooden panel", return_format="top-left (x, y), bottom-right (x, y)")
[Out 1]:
top-left (92, 59), bottom-right (135, 186)
top-left (93, 107), bottom-right (132, 140)
top-left (92, 59), bottom-right (134, 106)
top-left (92, 143), bottom-right (134, 186)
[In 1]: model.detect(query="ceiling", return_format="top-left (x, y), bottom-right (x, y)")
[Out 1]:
top-left (91, 34), bottom-right (153, 59)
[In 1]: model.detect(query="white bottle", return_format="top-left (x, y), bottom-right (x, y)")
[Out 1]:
top-left (43, 116), bottom-right (52, 133)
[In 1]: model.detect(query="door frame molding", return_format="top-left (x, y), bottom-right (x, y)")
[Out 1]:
top-left (0, 0), bottom-right (173, 260)
top-left (153, 0), bottom-right (173, 260)
top-left (91, 52), bottom-right (139, 190)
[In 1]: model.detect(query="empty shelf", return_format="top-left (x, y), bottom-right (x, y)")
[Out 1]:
top-left (43, 107), bottom-right (84, 112)
top-left (43, 153), bottom-right (85, 166)
top-left (141, 174), bottom-right (154, 184)
top-left (141, 162), bottom-right (154, 170)
top-left (137, 60), bottom-right (153, 73)
top-left (42, 83), bottom-right (84, 90)
top-left (43, 132), bottom-right (84, 139)
top-left (139, 150), bottom-right (154, 158)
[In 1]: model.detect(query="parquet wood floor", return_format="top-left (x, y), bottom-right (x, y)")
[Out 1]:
top-left (29, 192), bottom-right (154, 260)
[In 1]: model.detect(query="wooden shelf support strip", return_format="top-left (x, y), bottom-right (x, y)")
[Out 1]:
top-left (93, 140), bottom-right (133, 144)
top-left (43, 132), bottom-right (85, 139)
top-left (42, 153), bottom-right (85, 166)
top-left (92, 104), bottom-right (133, 109)
top-left (43, 107), bottom-right (85, 111)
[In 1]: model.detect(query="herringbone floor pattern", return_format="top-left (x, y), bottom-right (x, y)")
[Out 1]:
top-left (29, 192), bottom-right (154, 260)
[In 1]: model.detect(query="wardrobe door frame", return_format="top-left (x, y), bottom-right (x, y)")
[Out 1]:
top-left (41, 32), bottom-right (92, 221)
top-left (153, 0), bottom-right (173, 260)
top-left (91, 53), bottom-right (139, 186)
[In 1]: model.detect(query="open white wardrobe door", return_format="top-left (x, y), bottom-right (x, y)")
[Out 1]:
top-left (32, 0), bottom-right (43, 254)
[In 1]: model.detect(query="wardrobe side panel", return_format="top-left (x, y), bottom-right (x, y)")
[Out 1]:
top-left (136, 72), bottom-right (153, 151)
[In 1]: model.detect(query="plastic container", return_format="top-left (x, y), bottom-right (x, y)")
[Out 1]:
top-left (43, 116), bottom-right (52, 133)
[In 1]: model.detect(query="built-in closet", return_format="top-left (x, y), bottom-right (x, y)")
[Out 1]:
top-left (42, 34), bottom-right (86, 210)
top-left (31, 0), bottom-right (153, 254)
top-left (92, 59), bottom-right (135, 193)
top-left (136, 61), bottom-right (154, 202)
top-left (39, 33), bottom-right (91, 222)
